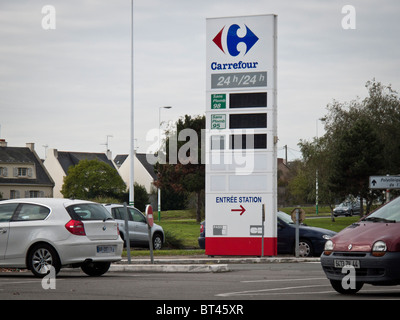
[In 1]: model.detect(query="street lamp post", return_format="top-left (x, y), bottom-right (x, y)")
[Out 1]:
top-left (158, 106), bottom-right (172, 221)
top-left (129, 0), bottom-right (135, 206)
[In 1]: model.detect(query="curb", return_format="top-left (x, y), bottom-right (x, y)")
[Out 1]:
top-left (110, 256), bottom-right (320, 273)
top-left (110, 264), bottom-right (230, 273)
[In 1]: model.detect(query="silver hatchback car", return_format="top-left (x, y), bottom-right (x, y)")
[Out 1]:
top-left (103, 204), bottom-right (165, 250)
top-left (0, 198), bottom-right (123, 277)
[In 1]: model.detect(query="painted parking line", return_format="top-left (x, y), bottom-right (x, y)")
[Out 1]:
top-left (216, 284), bottom-right (332, 297)
top-left (241, 277), bottom-right (327, 283)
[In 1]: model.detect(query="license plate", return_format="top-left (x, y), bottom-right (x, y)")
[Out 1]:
top-left (334, 259), bottom-right (360, 269)
top-left (97, 246), bottom-right (116, 254)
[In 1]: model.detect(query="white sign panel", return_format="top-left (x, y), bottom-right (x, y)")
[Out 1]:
top-left (205, 15), bottom-right (277, 256)
top-left (370, 176), bottom-right (400, 189)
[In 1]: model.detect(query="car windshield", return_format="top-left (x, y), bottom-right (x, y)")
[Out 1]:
top-left (67, 203), bottom-right (113, 221)
top-left (278, 211), bottom-right (294, 224)
top-left (336, 203), bottom-right (349, 208)
top-left (363, 196), bottom-right (400, 223)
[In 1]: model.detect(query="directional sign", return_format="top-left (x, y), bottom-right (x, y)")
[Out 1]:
top-left (231, 205), bottom-right (246, 215)
top-left (370, 176), bottom-right (400, 189)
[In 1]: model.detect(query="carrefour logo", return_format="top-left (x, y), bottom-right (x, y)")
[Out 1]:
top-left (212, 24), bottom-right (259, 57)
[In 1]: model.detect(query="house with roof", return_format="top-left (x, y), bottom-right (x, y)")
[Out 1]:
top-left (114, 153), bottom-right (157, 194)
top-left (43, 148), bottom-right (118, 198)
top-left (0, 139), bottom-right (54, 199)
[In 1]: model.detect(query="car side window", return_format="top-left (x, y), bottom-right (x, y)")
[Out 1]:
top-left (113, 207), bottom-right (133, 221)
top-left (0, 203), bottom-right (19, 222)
top-left (111, 208), bottom-right (121, 220)
top-left (129, 208), bottom-right (146, 223)
top-left (13, 204), bottom-right (50, 221)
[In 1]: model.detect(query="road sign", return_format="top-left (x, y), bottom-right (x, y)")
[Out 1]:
top-left (291, 208), bottom-right (305, 224)
top-left (145, 204), bottom-right (154, 264)
top-left (146, 204), bottom-right (154, 227)
top-left (369, 176), bottom-right (400, 189)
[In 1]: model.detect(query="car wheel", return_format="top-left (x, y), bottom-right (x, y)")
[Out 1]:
top-left (298, 240), bottom-right (313, 257)
top-left (81, 261), bottom-right (111, 276)
top-left (153, 233), bottom-right (163, 250)
top-left (27, 243), bottom-right (61, 278)
top-left (330, 279), bottom-right (364, 294)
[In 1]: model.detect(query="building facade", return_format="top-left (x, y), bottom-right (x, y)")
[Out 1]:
top-left (0, 140), bottom-right (54, 200)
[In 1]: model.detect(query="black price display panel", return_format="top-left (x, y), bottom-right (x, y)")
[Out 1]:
top-left (229, 134), bottom-right (267, 150)
top-left (229, 113), bottom-right (267, 129)
top-left (229, 92), bottom-right (267, 109)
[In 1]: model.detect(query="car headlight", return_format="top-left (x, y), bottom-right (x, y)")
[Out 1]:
top-left (322, 234), bottom-right (331, 240)
top-left (372, 240), bottom-right (387, 257)
top-left (324, 240), bottom-right (334, 255)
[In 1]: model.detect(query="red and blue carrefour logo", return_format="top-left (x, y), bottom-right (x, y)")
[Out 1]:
top-left (213, 24), bottom-right (259, 57)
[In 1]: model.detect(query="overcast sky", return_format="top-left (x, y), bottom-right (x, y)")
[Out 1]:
top-left (1, 0), bottom-right (399, 160)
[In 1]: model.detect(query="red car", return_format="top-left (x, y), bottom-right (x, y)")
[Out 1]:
top-left (321, 196), bottom-right (400, 294)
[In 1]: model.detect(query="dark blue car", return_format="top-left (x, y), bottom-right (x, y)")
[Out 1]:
top-left (198, 211), bottom-right (336, 257)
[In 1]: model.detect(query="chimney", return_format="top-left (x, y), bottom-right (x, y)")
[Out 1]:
top-left (26, 142), bottom-right (35, 151)
top-left (50, 148), bottom-right (58, 158)
top-left (106, 149), bottom-right (112, 161)
top-left (0, 139), bottom-right (7, 147)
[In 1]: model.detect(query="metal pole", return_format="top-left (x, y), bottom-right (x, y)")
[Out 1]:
top-left (123, 202), bottom-right (131, 264)
top-left (316, 169), bottom-right (319, 215)
top-left (158, 107), bottom-right (161, 221)
top-left (148, 225), bottom-right (154, 264)
top-left (295, 208), bottom-right (300, 258)
top-left (129, 0), bottom-right (135, 206)
top-left (157, 106), bottom-right (172, 221)
top-left (261, 204), bottom-right (265, 257)
top-left (157, 188), bottom-right (161, 221)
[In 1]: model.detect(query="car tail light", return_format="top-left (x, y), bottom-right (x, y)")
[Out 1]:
top-left (200, 224), bottom-right (204, 233)
top-left (65, 219), bottom-right (86, 236)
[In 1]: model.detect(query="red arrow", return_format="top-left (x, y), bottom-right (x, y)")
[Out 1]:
top-left (231, 205), bottom-right (246, 215)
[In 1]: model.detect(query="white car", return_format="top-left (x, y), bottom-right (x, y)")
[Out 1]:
top-left (0, 198), bottom-right (123, 277)
top-left (103, 204), bottom-right (165, 250)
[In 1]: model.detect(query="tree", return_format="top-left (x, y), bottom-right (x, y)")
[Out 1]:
top-left (61, 159), bottom-right (126, 200)
top-left (293, 80), bottom-right (400, 215)
top-left (155, 115), bottom-right (205, 222)
top-left (322, 79), bottom-right (399, 213)
top-left (296, 136), bottom-right (338, 221)
top-left (130, 183), bottom-right (149, 212)
top-left (328, 116), bottom-right (384, 211)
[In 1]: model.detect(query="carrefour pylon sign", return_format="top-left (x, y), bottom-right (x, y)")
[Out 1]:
top-left (205, 14), bottom-right (278, 256)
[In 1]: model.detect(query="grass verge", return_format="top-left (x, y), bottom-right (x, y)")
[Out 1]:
top-left (125, 208), bottom-right (361, 255)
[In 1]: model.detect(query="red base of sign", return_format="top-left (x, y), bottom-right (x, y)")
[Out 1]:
top-left (205, 237), bottom-right (277, 256)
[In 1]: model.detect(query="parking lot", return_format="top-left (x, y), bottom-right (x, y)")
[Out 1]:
top-left (2, 261), bottom-right (400, 302)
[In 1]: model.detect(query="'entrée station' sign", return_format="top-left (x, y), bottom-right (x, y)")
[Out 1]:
top-left (205, 15), bottom-right (278, 256)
